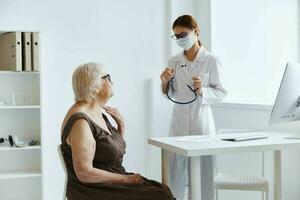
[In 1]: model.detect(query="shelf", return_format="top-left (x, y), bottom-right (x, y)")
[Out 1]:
top-left (0, 145), bottom-right (41, 152)
top-left (0, 170), bottom-right (42, 180)
top-left (0, 71), bottom-right (39, 75)
top-left (0, 30), bottom-right (42, 197)
top-left (0, 105), bottom-right (40, 109)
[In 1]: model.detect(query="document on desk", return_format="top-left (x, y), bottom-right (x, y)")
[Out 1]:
top-left (221, 134), bottom-right (268, 142)
top-left (176, 135), bottom-right (212, 142)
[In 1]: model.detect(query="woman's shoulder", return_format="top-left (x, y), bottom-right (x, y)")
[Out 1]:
top-left (61, 107), bottom-right (95, 145)
top-left (61, 107), bottom-right (90, 133)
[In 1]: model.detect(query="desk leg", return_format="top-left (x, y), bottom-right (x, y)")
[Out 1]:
top-left (161, 149), bottom-right (170, 186)
top-left (274, 150), bottom-right (282, 200)
top-left (190, 156), bottom-right (201, 200)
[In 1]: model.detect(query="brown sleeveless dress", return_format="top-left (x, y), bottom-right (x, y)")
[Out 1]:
top-left (61, 112), bottom-right (174, 200)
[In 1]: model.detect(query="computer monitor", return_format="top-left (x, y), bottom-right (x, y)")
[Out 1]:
top-left (269, 62), bottom-right (300, 124)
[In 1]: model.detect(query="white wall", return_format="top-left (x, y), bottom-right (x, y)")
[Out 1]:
top-left (0, 0), bottom-right (168, 199)
top-left (211, 0), bottom-right (298, 104)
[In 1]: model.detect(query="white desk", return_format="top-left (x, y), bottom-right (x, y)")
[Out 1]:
top-left (148, 131), bottom-right (300, 200)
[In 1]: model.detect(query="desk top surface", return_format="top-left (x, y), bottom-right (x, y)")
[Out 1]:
top-left (148, 132), bottom-right (300, 156)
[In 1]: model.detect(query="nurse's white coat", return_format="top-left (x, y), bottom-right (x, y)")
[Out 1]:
top-left (163, 46), bottom-right (227, 200)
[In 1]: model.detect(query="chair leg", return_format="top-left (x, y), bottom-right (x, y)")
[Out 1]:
top-left (262, 191), bottom-right (265, 200)
top-left (215, 189), bottom-right (218, 200)
top-left (266, 191), bottom-right (269, 200)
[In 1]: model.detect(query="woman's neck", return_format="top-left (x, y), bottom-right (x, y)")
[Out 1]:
top-left (185, 43), bottom-right (201, 62)
top-left (76, 100), bottom-right (105, 111)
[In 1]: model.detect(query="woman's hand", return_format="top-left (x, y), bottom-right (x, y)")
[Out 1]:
top-left (160, 68), bottom-right (174, 84)
top-left (103, 106), bottom-right (124, 125)
top-left (192, 76), bottom-right (202, 95)
top-left (123, 174), bottom-right (144, 184)
top-left (103, 106), bottom-right (125, 136)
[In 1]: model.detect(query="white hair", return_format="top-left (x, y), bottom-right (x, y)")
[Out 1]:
top-left (72, 62), bottom-right (106, 102)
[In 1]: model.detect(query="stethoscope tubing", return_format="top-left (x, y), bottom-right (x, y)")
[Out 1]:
top-left (166, 77), bottom-right (198, 104)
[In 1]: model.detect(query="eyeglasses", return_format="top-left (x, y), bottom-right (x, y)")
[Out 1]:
top-left (102, 74), bottom-right (112, 82)
top-left (171, 32), bottom-right (189, 40)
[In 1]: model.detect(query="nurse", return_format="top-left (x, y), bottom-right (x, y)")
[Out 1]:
top-left (160, 15), bottom-right (227, 200)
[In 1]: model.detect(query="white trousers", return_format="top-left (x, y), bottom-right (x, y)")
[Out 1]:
top-left (169, 153), bottom-right (215, 200)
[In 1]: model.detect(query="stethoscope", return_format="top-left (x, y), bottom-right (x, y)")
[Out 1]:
top-left (166, 61), bottom-right (198, 104)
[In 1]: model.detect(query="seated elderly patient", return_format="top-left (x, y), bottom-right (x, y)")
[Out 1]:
top-left (60, 62), bottom-right (174, 200)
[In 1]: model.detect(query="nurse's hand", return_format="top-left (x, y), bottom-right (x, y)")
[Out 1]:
top-left (160, 68), bottom-right (174, 83)
top-left (192, 76), bottom-right (202, 95)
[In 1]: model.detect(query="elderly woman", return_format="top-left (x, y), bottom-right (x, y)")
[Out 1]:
top-left (60, 62), bottom-right (174, 200)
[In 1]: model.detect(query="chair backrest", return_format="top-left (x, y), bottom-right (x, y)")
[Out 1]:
top-left (57, 144), bottom-right (68, 200)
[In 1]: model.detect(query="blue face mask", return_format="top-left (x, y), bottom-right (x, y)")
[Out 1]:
top-left (176, 32), bottom-right (197, 50)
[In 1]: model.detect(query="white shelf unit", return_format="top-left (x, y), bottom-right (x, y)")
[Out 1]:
top-left (0, 71), bottom-right (40, 75)
top-left (0, 31), bottom-right (42, 200)
top-left (0, 145), bottom-right (41, 151)
top-left (0, 170), bottom-right (42, 180)
top-left (0, 105), bottom-right (40, 109)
